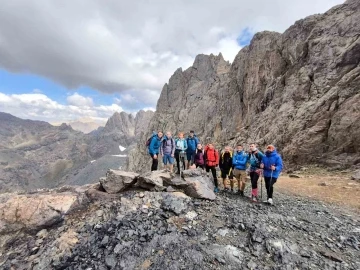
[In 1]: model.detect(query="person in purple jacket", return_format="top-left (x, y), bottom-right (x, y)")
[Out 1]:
top-left (160, 131), bottom-right (175, 173)
top-left (260, 145), bottom-right (283, 205)
top-left (194, 143), bottom-right (205, 169)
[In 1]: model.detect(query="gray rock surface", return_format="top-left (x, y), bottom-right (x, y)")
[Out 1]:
top-left (100, 169), bottom-right (138, 193)
top-left (3, 186), bottom-right (358, 270)
top-left (182, 169), bottom-right (216, 200)
top-left (128, 0), bottom-right (360, 172)
top-left (137, 170), bottom-right (170, 191)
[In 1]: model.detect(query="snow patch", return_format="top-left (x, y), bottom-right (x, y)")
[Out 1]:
top-left (90, 160), bottom-right (96, 163)
top-left (119, 145), bottom-right (126, 152)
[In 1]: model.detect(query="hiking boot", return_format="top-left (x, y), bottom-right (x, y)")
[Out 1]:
top-left (214, 187), bottom-right (219, 193)
top-left (268, 198), bottom-right (273, 205)
top-left (237, 190), bottom-right (244, 196)
top-left (230, 188), bottom-right (234, 193)
top-left (251, 196), bottom-right (258, 202)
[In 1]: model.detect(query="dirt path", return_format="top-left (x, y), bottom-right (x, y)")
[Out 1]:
top-left (219, 168), bottom-right (360, 212)
top-left (276, 173), bottom-right (360, 212)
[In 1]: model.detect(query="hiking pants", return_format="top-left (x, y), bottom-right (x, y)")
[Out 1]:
top-left (150, 154), bottom-right (158, 171)
top-left (233, 169), bottom-right (246, 191)
top-left (250, 171), bottom-right (260, 189)
top-left (264, 176), bottom-right (278, 199)
top-left (175, 150), bottom-right (185, 173)
top-left (196, 164), bottom-right (205, 170)
top-left (221, 168), bottom-right (233, 189)
top-left (206, 165), bottom-right (218, 188)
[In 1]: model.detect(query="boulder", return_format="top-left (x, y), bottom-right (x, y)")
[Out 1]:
top-left (137, 170), bottom-right (170, 191)
top-left (351, 170), bottom-right (360, 181)
top-left (100, 169), bottom-right (139, 193)
top-left (161, 192), bottom-right (190, 215)
top-left (0, 191), bottom-right (86, 234)
top-left (182, 169), bottom-right (216, 200)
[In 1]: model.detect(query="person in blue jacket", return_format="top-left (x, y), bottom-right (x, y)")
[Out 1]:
top-left (232, 144), bottom-right (249, 196)
top-left (186, 130), bottom-right (199, 169)
top-left (260, 145), bottom-right (283, 205)
top-left (149, 131), bottom-right (163, 171)
top-left (175, 132), bottom-right (188, 174)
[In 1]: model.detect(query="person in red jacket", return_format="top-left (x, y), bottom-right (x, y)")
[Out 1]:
top-left (204, 143), bottom-right (220, 193)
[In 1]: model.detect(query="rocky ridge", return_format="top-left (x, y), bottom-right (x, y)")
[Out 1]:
top-left (0, 110), bottom-right (154, 192)
top-left (128, 0), bottom-right (360, 173)
top-left (0, 169), bottom-right (359, 269)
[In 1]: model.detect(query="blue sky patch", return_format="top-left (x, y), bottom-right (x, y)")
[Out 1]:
top-left (237, 28), bottom-right (254, 47)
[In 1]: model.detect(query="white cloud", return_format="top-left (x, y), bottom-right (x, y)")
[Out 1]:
top-left (0, 91), bottom-right (123, 123)
top-left (67, 92), bottom-right (94, 107)
top-left (0, 0), bottom-right (344, 111)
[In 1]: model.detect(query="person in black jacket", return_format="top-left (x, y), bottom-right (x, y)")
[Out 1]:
top-left (219, 146), bottom-right (234, 192)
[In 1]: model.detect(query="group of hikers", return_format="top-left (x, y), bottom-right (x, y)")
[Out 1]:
top-left (148, 130), bottom-right (283, 205)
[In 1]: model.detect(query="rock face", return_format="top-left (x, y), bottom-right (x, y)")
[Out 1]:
top-left (0, 190), bottom-right (87, 234)
top-left (100, 169), bottom-right (139, 193)
top-left (129, 0), bottom-right (360, 172)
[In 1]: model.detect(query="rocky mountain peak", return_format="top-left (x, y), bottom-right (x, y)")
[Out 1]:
top-left (129, 0), bottom-right (360, 172)
top-left (104, 111), bottom-right (135, 136)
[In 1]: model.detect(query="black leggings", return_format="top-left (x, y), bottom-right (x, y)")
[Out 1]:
top-left (175, 150), bottom-right (185, 172)
top-left (250, 171), bottom-right (260, 189)
top-left (196, 164), bottom-right (205, 170)
top-left (150, 154), bottom-right (158, 171)
top-left (206, 166), bottom-right (218, 187)
top-left (264, 176), bottom-right (278, 199)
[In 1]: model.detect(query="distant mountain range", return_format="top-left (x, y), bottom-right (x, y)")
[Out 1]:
top-left (0, 110), bottom-right (154, 193)
top-left (51, 117), bottom-right (106, 134)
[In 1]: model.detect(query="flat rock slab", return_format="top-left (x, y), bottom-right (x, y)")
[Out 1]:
top-left (138, 170), bottom-right (171, 191)
top-left (100, 169), bottom-right (139, 194)
top-left (0, 192), bottom-right (85, 234)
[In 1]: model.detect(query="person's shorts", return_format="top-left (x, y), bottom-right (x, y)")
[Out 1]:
top-left (233, 169), bottom-right (247, 181)
top-left (163, 154), bottom-right (174, 165)
top-left (186, 151), bottom-right (196, 163)
top-left (221, 168), bottom-right (234, 179)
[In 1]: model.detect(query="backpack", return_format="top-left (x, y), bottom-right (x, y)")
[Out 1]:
top-left (162, 137), bottom-right (175, 149)
top-left (248, 152), bottom-right (261, 168)
top-left (146, 135), bottom-right (156, 147)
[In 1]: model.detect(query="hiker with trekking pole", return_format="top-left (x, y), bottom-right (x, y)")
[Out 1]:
top-left (174, 132), bottom-right (187, 175)
top-left (248, 143), bottom-right (265, 202)
top-left (260, 145), bottom-right (283, 205)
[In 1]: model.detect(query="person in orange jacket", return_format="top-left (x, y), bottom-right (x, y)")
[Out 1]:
top-left (204, 143), bottom-right (220, 193)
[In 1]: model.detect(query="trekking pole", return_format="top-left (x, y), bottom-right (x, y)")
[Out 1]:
top-left (269, 164), bottom-right (274, 201)
top-left (260, 170), bottom-right (263, 200)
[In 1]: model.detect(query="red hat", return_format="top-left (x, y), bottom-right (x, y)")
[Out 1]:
top-left (266, 145), bottom-right (275, 151)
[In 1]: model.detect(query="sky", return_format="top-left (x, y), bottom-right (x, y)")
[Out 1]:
top-left (0, 0), bottom-right (344, 124)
